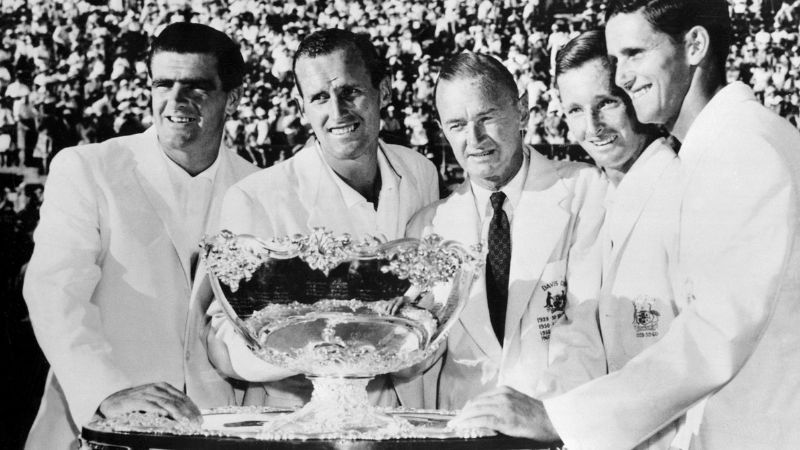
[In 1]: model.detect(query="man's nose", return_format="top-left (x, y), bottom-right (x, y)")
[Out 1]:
top-left (466, 121), bottom-right (486, 146)
top-left (615, 60), bottom-right (633, 90)
top-left (586, 110), bottom-right (605, 136)
top-left (329, 94), bottom-right (348, 119)
top-left (166, 84), bottom-right (191, 103)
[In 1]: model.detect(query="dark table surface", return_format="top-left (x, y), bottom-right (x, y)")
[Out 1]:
top-left (81, 426), bottom-right (556, 450)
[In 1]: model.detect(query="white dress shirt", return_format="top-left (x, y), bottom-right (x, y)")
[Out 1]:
top-left (319, 141), bottom-right (403, 241)
top-left (470, 153), bottom-right (529, 249)
top-left (160, 150), bottom-right (219, 278)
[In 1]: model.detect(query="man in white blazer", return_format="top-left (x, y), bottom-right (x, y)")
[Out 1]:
top-left (405, 52), bottom-right (607, 410)
top-left (454, 1), bottom-right (800, 448)
top-left (537, 30), bottom-right (684, 450)
top-left (23, 23), bottom-right (257, 449)
top-left (205, 29), bottom-right (439, 409)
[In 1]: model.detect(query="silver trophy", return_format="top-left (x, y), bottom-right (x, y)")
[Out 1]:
top-left (200, 228), bottom-right (483, 439)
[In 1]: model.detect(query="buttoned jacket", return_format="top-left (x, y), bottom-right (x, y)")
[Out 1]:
top-left (23, 128), bottom-right (257, 450)
top-left (405, 148), bottom-right (607, 410)
top-left (546, 82), bottom-right (800, 450)
top-left (541, 138), bottom-right (683, 449)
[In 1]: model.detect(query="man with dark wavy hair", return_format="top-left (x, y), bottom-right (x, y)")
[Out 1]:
top-left (452, 1), bottom-right (800, 449)
top-left (23, 22), bottom-right (257, 449)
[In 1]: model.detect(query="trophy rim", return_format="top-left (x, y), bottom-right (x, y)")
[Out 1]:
top-left (200, 229), bottom-right (482, 378)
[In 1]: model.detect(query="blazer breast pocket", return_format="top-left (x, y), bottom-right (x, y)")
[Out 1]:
top-left (525, 258), bottom-right (568, 343)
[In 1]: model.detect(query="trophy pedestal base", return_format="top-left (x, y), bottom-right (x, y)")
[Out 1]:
top-left (258, 377), bottom-right (414, 440)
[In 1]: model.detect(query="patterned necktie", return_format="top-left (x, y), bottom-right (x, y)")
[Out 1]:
top-left (486, 191), bottom-right (510, 344)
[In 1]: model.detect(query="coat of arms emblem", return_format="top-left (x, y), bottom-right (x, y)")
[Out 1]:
top-left (632, 296), bottom-right (661, 336)
top-left (544, 289), bottom-right (566, 314)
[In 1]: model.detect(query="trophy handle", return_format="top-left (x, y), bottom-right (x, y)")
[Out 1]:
top-left (206, 267), bottom-right (262, 349)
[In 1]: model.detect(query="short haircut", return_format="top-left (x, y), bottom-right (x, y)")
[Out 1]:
top-left (434, 52), bottom-right (519, 105)
top-left (148, 21), bottom-right (245, 92)
top-left (292, 28), bottom-right (386, 97)
top-left (555, 30), bottom-right (617, 93)
top-left (606, 0), bottom-right (731, 80)
top-left (555, 30), bottom-right (662, 138)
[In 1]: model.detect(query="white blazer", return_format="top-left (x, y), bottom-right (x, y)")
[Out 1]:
top-left (405, 148), bottom-right (607, 410)
top-left (546, 83), bottom-right (800, 450)
top-left (23, 128), bottom-right (257, 450)
top-left (204, 138), bottom-right (440, 408)
top-left (541, 138), bottom-right (682, 449)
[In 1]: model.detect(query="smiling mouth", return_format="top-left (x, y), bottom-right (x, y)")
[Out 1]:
top-left (329, 123), bottom-right (359, 135)
top-left (630, 84), bottom-right (652, 99)
top-left (165, 115), bottom-right (197, 124)
top-left (467, 149), bottom-right (495, 158)
top-left (589, 135), bottom-right (618, 147)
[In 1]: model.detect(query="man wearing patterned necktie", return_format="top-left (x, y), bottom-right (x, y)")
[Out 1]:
top-left (405, 52), bottom-right (608, 410)
top-left (451, 1), bottom-right (800, 448)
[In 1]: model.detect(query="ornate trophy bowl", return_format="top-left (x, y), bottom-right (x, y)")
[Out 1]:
top-left (200, 228), bottom-right (483, 440)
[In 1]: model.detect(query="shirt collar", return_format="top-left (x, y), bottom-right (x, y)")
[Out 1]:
top-left (470, 151), bottom-right (528, 214)
top-left (159, 146), bottom-right (220, 184)
top-left (316, 140), bottom-right (399, 208)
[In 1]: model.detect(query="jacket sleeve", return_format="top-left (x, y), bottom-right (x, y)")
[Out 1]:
top-left (23, 149), bottom-right (132, 427)
top-left (537, 298), bottom-right (607, 398)
top-left (206, 185), bottom-right (296, 382)
top-left (544, 132), bottom-right (796, 450)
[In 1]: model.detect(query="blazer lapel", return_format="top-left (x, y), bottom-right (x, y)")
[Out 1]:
top-left (379, 143), bottom-right (407, 240)
top-left (505, 151), bottom-right (570, 340)
top-left (433, 182), bottom-right (503, 360)
top-left (189, 148), bottom-right (253, 306)
top-left (203, 148), bottom-right (246, 236)
top-left (605, 140), bottom-right (677, 277)
top-left (131, 128), bottom-right (191, 284)
top-left (296, 140), bottom-right (359, 235)
top-left (431, 182), bottom-right (480, 246)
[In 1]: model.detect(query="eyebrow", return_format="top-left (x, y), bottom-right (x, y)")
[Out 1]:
top-left (305, 82), bottom-right (362, 99)
top-left (152, 77), bottom-right (218, 89)
top-left (616, 46), bottom-right (645, 57)
top-left (442, 107), bottom-right (500, 125)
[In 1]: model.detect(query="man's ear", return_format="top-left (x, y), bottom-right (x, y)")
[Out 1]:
top-left (293, 95), bottom-right (305, 117)
top-left (225, 86), bottom-right (242, 116)
top-left (684, 25), bottom-right (711, 66)
top-left (379, 77), bottom-right (392, 109)
top-left (517, 90), bottom-right (530, 128)
top-left (291, 83), bottom-right (306, 116)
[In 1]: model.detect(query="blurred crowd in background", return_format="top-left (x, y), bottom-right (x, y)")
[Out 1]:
top-left (0, 0), bottom-right (796, 447)
top-left (1, 0), bottom-right (795, 180)
top-left (0, 0), bottom-right (608, 183)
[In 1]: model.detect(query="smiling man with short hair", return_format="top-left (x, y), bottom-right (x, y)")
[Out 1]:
top-left (451, 1), bottom-right (800, 448)
top-left (23, 22), bottom-right (258, 450)
top-left (204, 28), bottom-right (439, 410)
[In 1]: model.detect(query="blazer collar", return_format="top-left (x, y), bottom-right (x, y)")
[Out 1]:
top-left (605, 138), bottom-right (676, 261)
top-left (431, 180), bottom-right (482, 246)
top-left (505, 148), bottom-right (571, 339)
top-left (431, 148), bottom-right (574, 355)
top-left (296, 137), bottom-right (410, 240)
top-left (293, 138), bottom-right (362, 235)
top-left (132, 127), bottom-right (236, 285)
top-left (430, 181), bottom-right (496, 357)
top-left (131, 128), bottom-right (191, 283)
